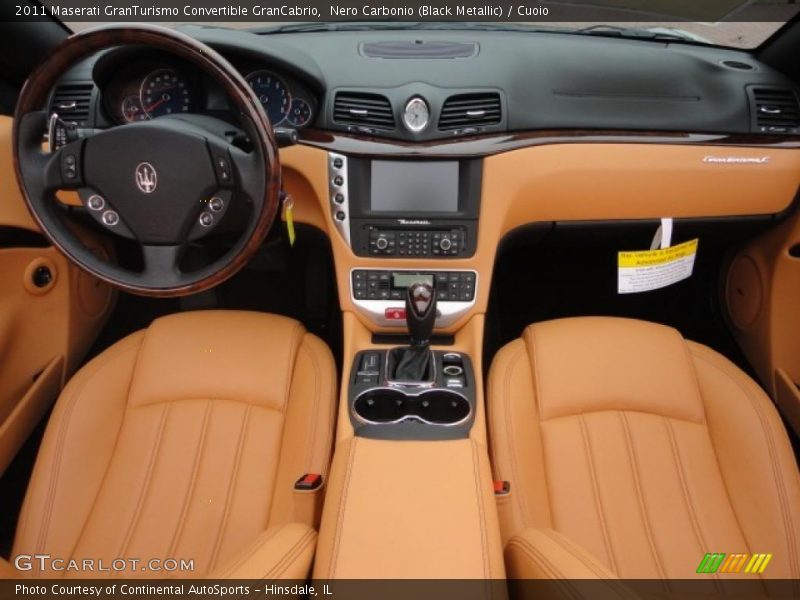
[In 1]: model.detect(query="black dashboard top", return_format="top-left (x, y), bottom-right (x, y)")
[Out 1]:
top-left (52, 25), bottom-right (800, 142)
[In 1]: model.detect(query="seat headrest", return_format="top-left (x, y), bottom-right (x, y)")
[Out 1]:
top-left (523, 317), bottom-right (704, 423)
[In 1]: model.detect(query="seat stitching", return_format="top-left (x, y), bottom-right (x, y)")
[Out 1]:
top-left (507, 538), bottom-right (565, 579)
top-left (539, 530), bottom-right (613, 580)
top-left (329, 437), bottom-right (358, 578)
top-left (536, 533), bottom-right (643, 600)
top-left (542, 408), bottom-right (703, 424)
top-left (503, 343), bottom-right (532, 530)
top-left (301, 343), bottom-right (320, 475)
top-left (167, 399), bottom-right (213, 558)
top-left (265, 528), bottom-right (316, 580)
top-left (620, 412), bottom-right (669, 588)
top-left (207, 403), bottom-right (254, 572)
top-left (280, 324), bottom-right (304, 413)
top-left (664, 417), bottom-right (724, 593)
top-left (676, 331), bottom-right (706, 419)
top-left (116, 402), bottom-right (171, 567)
top-left (527, 326), bottom-right (545, 422)
top-left (691, 350), bottom-right (800, 589)
top-left (27, 340), bottom-right (141, 571)
top-left (213, 524), bottom-right (283, 578)
top-left (577, 414), bottom-right (619, 575)
top-left (31, 340), bottom-right (143, 574)
top-left (470, 439), bottom-right (490, 579)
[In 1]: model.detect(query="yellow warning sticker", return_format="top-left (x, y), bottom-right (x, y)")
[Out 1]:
top-left (618, 238), bottom-right (698, 294)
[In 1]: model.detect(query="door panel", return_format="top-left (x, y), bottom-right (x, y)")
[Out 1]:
top-left (726, 202), bottom-right (800, 433)
top-left (0, 115), bottom-right (115, 473)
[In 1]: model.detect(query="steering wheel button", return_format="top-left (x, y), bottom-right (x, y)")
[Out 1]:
top-left (199, 212), bottom-right (214, 227)
top-left (101, 210), bottom-right (119, 226)
top-left (208, 197), bottom-right (224, 212)
top-left (87, 195), bottom-right (105, 211)
top-left (214, 156), bottom-right (231, 182)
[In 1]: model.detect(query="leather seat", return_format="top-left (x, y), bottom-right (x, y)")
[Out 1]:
top-left (489, 317), bottom-right (800, 592)
top-left (11, 310), bottom-right (336, 578)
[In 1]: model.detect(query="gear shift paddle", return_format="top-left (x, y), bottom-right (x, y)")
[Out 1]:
top-left (393, 281), bottom-right (437, 381)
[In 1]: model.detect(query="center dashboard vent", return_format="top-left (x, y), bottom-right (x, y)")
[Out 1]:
top-left (49, 82), bottom-right (95, 126)
top-left (333, 92), bottom-right (395, 130)
top-left (748, 86), bottom-right (799, 133)
top-left (438, 92), bottom-right (502, 130)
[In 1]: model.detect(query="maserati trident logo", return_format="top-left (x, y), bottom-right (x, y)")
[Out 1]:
top-left (135, 162), bottom-right (158, 194)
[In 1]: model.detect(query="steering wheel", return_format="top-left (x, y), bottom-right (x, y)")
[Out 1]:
top-left (13, 24), bottom-right (280, 297)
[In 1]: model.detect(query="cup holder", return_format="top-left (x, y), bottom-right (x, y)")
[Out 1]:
top-left (354, 388), bottom-right (471, 426)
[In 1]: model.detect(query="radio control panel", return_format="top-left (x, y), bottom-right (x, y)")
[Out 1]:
top-left (368, 228), bottom-right (466, 257)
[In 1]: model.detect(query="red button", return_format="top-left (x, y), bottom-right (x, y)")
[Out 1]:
top-left (385, 308), bottom-right (406, 320)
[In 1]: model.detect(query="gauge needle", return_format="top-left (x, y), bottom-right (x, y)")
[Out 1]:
top-left (144, 94), bottom-right (170, 113)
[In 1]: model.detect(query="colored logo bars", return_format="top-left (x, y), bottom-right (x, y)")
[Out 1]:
top-left (697, 553), bottom-right (773, 574)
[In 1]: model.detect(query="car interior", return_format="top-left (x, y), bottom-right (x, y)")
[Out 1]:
top-left (0, 2), bottom-right (799, 593)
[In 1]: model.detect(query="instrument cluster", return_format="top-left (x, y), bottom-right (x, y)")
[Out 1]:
top-left (102, 60), bottom-right (317, 129)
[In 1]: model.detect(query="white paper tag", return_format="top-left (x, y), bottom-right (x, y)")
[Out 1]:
top-left (618, 238), bottom-right (698, 294)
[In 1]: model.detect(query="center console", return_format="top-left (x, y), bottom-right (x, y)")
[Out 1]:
top-left (327, 152), bottom-right (482, 258)
top-left (348, 280), bottom-right (477, 440)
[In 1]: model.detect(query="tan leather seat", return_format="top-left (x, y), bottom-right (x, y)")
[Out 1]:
top-left (11, 310), bottom-right (336, 578)
top-left (489, 317), bottom-right (800, 592)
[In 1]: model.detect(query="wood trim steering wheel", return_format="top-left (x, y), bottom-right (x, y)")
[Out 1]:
top-left (13, 24), bottom-right (280, 297)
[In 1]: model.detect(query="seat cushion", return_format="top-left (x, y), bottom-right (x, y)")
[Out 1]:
top-left (489, 317), bottom-right (800, 589)
top-left (12, 311), bottom-right (336, 578)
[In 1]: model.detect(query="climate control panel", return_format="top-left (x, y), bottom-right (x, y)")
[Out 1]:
top-left (352, 269), bottom-right (476, 302)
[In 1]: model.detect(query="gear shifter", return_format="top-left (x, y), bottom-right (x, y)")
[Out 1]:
top-left (393, 281), bottom-right (437, 381)
top-left (406, 281), bottom-right (437, 346)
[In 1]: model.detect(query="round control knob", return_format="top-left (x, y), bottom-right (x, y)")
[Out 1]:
top-left (376, 236), bottom-right (389, 250)
top-left (208, 196), bottom-right (224, 212)
top-left (101, 210), bottom-right (119, 226)
top-left (440, 238), bottom-right (452, 251)
top-left (199, 212), bottom-right (214, 227)
top-left (87, 194), bottom-right (105, 211)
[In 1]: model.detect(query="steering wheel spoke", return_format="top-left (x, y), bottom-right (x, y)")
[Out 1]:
top-left (141, 244), bottom-right (184, 279)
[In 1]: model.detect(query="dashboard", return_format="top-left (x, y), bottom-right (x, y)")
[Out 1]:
top-left (96, 49), bottom-right (318, 129)
top-left (52, 27), bottom-right (800, 143)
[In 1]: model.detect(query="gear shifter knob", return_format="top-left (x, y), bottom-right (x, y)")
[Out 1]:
top-left (405, 281), bottom-right (437, 346)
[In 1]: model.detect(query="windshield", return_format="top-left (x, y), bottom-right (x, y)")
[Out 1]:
top-left (59, 0), bottom-right (800, 50)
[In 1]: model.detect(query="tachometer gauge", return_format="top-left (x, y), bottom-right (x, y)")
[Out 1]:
top-left (286, 98), bottom-right (312, 127)
top-left (121, 95), bottom-right (148, 123)
top-left (140, 68), bottom-right (191, 119)
top-left (246, 71), bottom-right (291, 125)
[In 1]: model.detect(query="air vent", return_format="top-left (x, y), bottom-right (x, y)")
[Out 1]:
top-left (333, 92), bottom-right (395, 130)
top-left (361, 41), bottom-right (478, 59)
top-left (439, 93), bottom-right (501, 130)
top-left (750, 87), bottom-right (799, 133)
top-left (50, 83), bottom-right (94, 125)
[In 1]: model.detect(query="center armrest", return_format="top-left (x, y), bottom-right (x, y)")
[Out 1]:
top-left (313, 436), bottom-right (505, 579)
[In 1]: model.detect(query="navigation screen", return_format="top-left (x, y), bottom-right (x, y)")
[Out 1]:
top-left (370, 161), bottom-right (459, 213)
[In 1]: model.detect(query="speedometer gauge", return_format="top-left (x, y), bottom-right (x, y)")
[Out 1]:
top-left (286, 98), bottom-right (312, 127)
top-left (140, 68), bottom-right (191, 119)
top-left (246, 71), bottom-right (291, 125)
